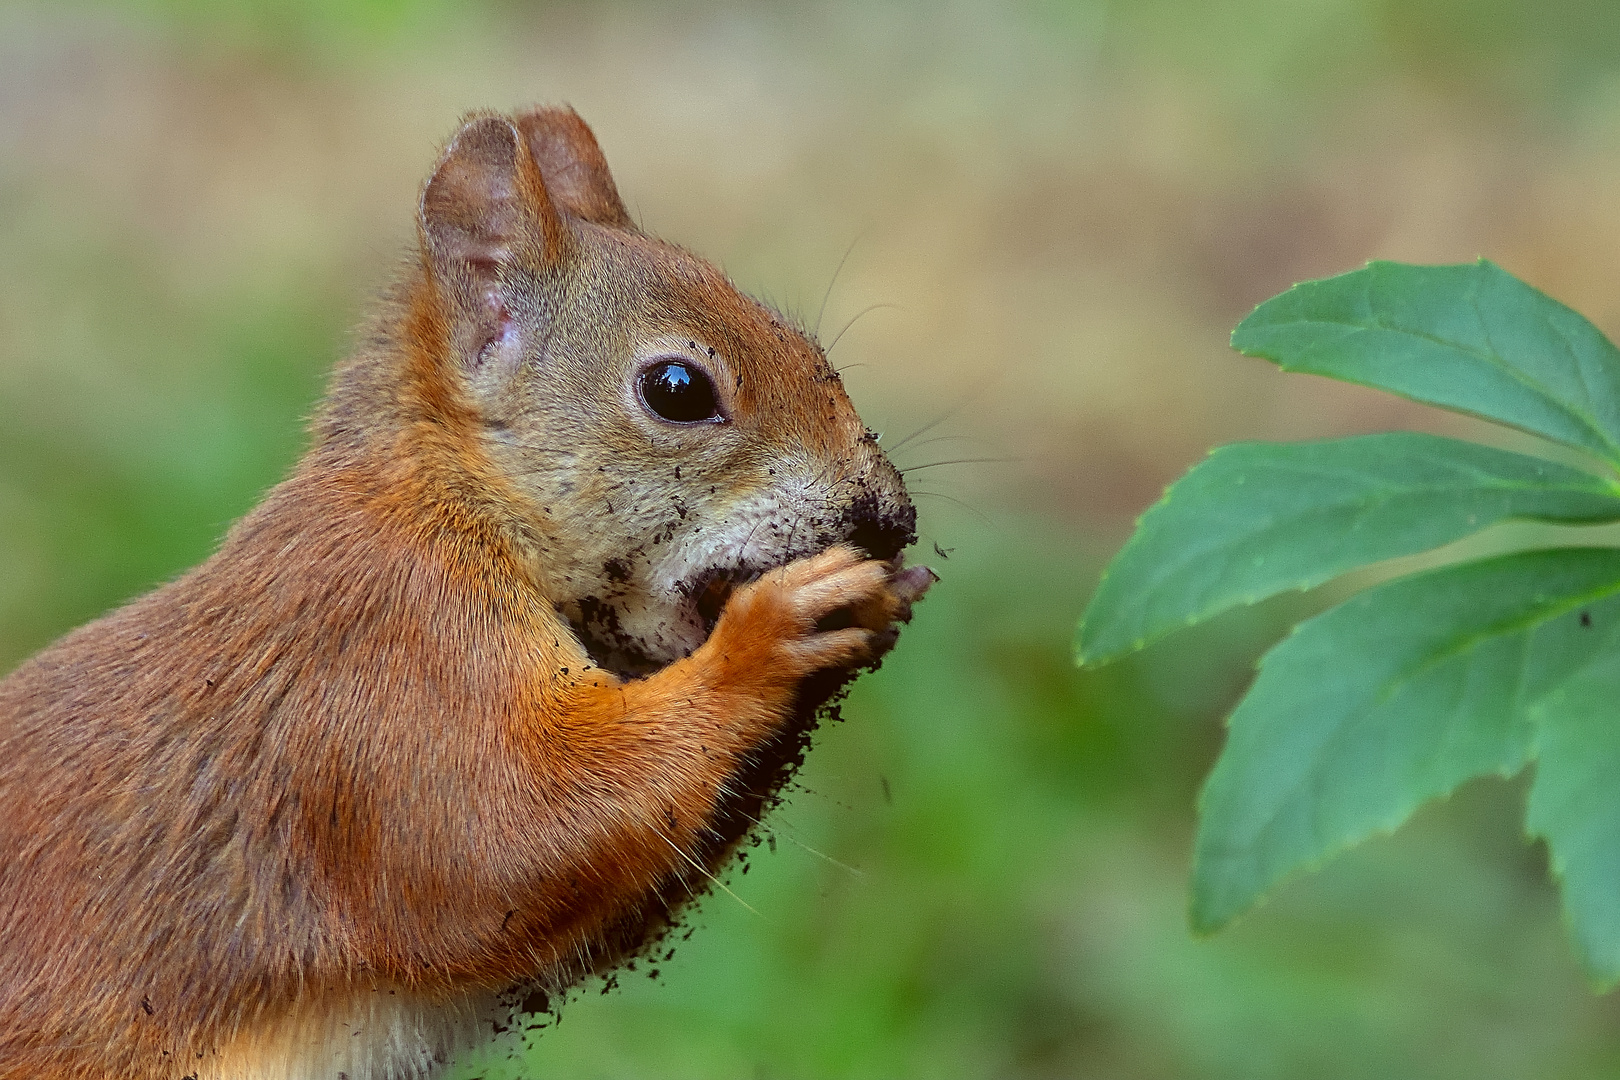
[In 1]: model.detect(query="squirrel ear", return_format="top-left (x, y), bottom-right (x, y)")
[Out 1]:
top-left (514, 106), bottom-right (634, 229)
top-left (420, 114), bottom-right (569, 293)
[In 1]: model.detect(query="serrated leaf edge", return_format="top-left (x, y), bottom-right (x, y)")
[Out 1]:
top-left (1188, 549), bottom-right (1620, 938)
top-left (1076, 435), bottom-right (1620, 667)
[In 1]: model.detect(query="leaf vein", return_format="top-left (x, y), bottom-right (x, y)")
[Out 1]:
top-left (1267, 314), bottom-right (1620, 459)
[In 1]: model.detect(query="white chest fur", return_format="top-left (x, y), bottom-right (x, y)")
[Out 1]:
top-left (196, 985), bottom-right (508, 1080)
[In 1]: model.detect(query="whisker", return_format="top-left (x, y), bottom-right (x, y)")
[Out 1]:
top-left (826, 303), bottom-right (900, 355)
top-left (884, 371), bottom-right (1006, 455)
top-left (910, 490), bottom-right (995, 528)
top-left (652, 826), bottom-right (763, 918)
top-left (731, 807), bottom-right (866, 879)
top-left (885, 402), bottom-right (964, 455)
top-left (899, 457), bottom-right (1019, 475)
top-left (777, 831), bottom-right (865, 878)
top-left (815, 231), bottom-right (867, 340)
top-left (899, 434), bottom-right (984, 456)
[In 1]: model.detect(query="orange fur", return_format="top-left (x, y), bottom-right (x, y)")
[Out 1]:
top-left (0, 108), bottom-right (925, 1079)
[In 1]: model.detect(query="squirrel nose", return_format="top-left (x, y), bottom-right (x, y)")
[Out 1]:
top-left (844, 495), bottom-right (917, 563)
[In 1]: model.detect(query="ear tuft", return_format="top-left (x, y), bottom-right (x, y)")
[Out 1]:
top-left (514, 106), bottom-right (634, 229)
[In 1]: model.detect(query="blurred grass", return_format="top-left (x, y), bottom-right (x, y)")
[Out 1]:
top-left (7, 0), bottom-right (1620, 1076)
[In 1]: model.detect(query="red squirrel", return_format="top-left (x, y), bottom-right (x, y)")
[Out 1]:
top-left (0, 107), bottom-right (930, 1080)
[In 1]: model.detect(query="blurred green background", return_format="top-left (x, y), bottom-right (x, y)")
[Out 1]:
top-left (6, 0), bottom-right (1620, 1076)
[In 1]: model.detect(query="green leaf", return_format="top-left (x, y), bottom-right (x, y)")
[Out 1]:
top-left (1077, 433), bottom-right (1620, 665)
top-left (1233, 260), bottom-right (1620, 466)
top-left (1191, 548), bottom-right (1620, 934)
top-left (1527, 652), bottom-right (1620, 987)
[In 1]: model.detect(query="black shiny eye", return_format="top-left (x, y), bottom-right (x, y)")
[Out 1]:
top-left (638, 360), bottom-right (722, 424)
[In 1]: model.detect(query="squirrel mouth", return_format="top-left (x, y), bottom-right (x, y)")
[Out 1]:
top-left (690, 566), bottom-right (760, 634)
top-left (695, 575), bottom-right (732, 630)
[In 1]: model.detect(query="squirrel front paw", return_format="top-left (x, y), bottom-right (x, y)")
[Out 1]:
top-left (710, 545), bottom-right (934, 679)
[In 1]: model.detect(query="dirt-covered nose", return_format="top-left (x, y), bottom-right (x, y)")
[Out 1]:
top-left (844, 494), bottom-right (917, 562)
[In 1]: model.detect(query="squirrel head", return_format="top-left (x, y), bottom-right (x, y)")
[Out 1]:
top-left (407, 107), bottom-right (915, 676)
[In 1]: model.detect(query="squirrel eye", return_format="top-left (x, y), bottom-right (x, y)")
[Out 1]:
top-left (638, 360), bottom-right (722, 424)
